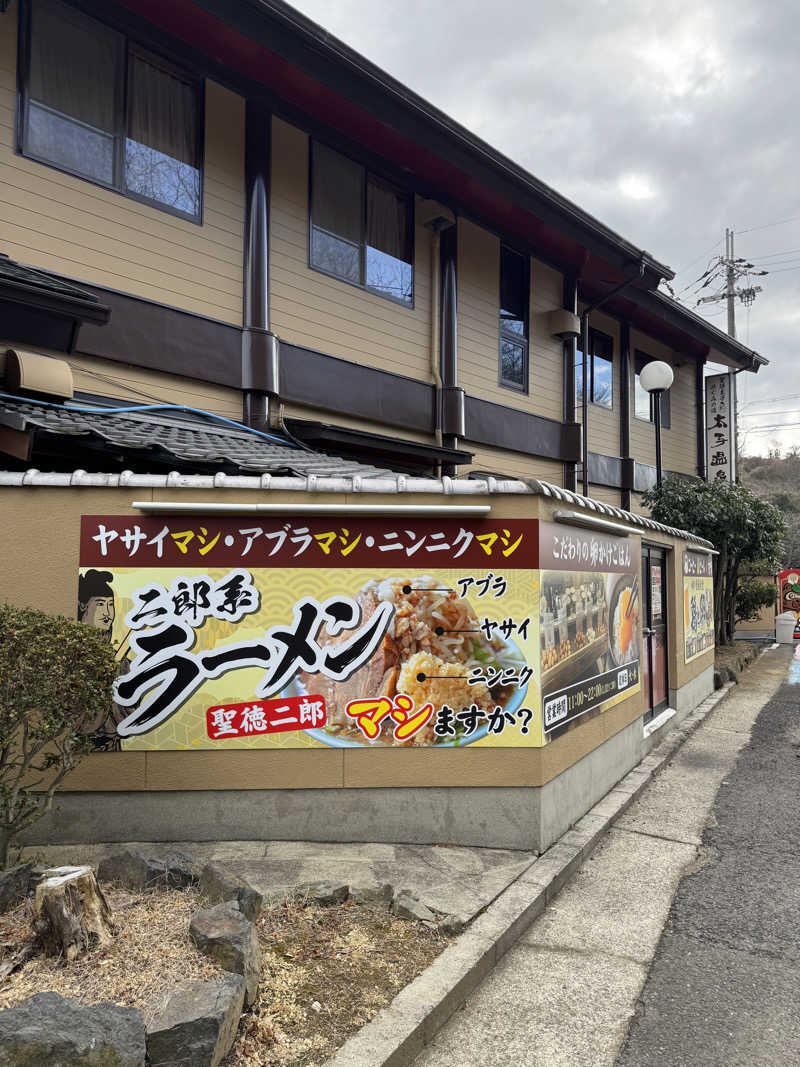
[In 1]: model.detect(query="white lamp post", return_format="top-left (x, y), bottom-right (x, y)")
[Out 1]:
top-left (639, 360), bottom-right (674, 486)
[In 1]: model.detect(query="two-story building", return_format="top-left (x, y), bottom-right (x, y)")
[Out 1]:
top-left (0, 0), bottom-right (765, 852)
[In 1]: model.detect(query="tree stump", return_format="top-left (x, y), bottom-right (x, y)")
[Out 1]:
top-left (33, 866), bottom-right (117, 960)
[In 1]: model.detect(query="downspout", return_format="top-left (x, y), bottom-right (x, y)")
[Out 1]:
top-left (427, 224), bottom-right (444, 451)
top-left (562, 274), bottom-right (578, 492)
top-left (439, 221), bottom-right (463, 476)
top-left (242, 100), bottom-right (280, 431)
top-left (619, 320), bottom-right (632, 510)
top-left (580, 258), bottom-right (647, 497)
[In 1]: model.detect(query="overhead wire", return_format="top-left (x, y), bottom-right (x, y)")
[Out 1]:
top-left (736, 214), bottom-right (800, 235)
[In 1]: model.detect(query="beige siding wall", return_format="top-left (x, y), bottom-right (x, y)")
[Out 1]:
top-left (629, 331), bottom-right (698, 476)
top-left (0, 3), bottom-right (244, 324)
top-left (467, 443), bottom-right (563, 484)
top-left (456, 220), bottom-right (564, 422)
top-left (588, 484), bottom-right (622, 507)
top-left (67, 353), bottom-right (242, 419)
top-left (281, 400), bottom-right (436, 446)
top-left (576, 308), bottom-right (621, 459)
top-left (457, 218), bottom-right (500, 398)
top-left (269, 117), bottom-right (433, 380)
top-left (530, 259), bottom-right (565, 421)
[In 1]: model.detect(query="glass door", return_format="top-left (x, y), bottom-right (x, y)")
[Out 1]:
top-left (642, 545), bottom-right (669, 722)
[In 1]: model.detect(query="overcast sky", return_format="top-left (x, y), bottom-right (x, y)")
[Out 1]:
top-left (293, 0), bottom-right (798, 455)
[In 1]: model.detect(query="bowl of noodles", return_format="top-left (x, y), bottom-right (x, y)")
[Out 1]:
top-left (607, 573), bottom-right (640, 667)
top-left (290, 575), bottom-right (530, 747)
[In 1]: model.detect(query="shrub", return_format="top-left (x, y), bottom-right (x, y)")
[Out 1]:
top-left (735, 579), bottom-right (778, 623)
top-left (0, 604), bottom-right (118, 868)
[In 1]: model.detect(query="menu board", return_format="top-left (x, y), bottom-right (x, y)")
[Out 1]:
top-left (684, 550), bottom-right (714, 662)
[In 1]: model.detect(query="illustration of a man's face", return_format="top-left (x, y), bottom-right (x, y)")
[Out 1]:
top-left (83, 595), bottom-right (115, 635)
top-left (78, 570), bottom-right (116, 643)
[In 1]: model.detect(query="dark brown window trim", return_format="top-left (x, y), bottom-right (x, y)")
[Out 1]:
top-left (15, 0), bottom-right (206, 226)
top-left (578, 326), bottom-right (615, 411)
top-left (307, 137), bottom-right (415, 310)
top-left (498, 243), bottom-right (530, 394)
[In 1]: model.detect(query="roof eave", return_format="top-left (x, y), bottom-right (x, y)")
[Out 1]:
top-left (186, 0), bottom-right (673, 286)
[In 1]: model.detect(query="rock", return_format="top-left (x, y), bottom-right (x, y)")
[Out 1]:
top-left (0, 863), bottom-right (32, 913)
top-left (190, 900), bottom-right (261, 1007)
top-left (0, 991), bottom-right (145, 1065)
top-left (146, 974), bottom-right (245, 1067)
top-left (436, 914), bottom-right (466, 936)
top-left (350, 883), bottom-right (393, 907)
top-left (198, 864), bottom-right (263, 922)
top-left (299, 881), bottom-right (349, 905)
top-left (98, 849), bottom-right (168, 891)
top-left (163, 852), bottom-right (200, 889)
top-left (391, 890), bottom-right (436, 923)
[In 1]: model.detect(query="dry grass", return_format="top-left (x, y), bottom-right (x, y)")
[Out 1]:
top-left (0, 885), bottom-right (219, 1024)
top-left (226, 896), bottom-right (448, 1067)
top-left (1, 885), bottom-right (448, 1066)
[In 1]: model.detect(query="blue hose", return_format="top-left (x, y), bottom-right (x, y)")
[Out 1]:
top-left (0, 391), bottom-right (296, 448)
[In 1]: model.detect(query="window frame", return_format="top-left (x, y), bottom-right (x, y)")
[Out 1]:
top-left (16, 0), bottom-right (205, 225)
top-left (576, 327), bottom-right (614, 410)
top-left (634, 350), bottom-right (672, 428)
top-left (497, 243), bottom-right (530, 394)
top-left (308, 138), bottom-right (415, 309)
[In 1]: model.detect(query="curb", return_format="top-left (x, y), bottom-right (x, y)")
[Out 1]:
top-left (326, 679), bottom-right (739, 1067)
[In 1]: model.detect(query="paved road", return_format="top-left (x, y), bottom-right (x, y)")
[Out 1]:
top-left (415, 647), bottom-right (791, 1067)
top-left (616, 654), bottom-right (800, 1067)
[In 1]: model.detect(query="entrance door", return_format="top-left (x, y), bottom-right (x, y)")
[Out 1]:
top-left (642, 545), bottom-right (669, 722)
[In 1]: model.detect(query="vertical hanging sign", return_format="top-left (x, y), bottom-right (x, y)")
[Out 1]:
top-left (705, 373), bottom-right (736, 483)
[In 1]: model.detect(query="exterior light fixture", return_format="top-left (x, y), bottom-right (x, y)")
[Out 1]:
top-left (639, 360), bottom-right (674, 486)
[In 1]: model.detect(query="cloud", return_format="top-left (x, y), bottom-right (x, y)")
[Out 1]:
top-left (293, 0), bottom-right (799, 454)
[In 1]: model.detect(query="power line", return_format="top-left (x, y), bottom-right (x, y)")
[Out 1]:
top-left (747, 246), bottom-right (800, 261)
top-left (740, 408), bottom-right (800, 419)
top-left (674, 238), bottom-right (723, 276)
top-left (736, 214), bottom-right (800, 236)
top-left (741, 393), bottom-right (800, 407)
top-left (759, 265), bottom-right (800, 275)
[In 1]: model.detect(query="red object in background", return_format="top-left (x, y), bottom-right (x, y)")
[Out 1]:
top-left (779, 569), bottom-right (800, 615)
top-left (206, 695), bottom-right (326, 739)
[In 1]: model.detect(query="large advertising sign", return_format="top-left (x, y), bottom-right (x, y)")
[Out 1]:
top-left (539, 522), bottom-right (641, 733)
top-left (78, 515), bottom-right (641, 751)
top-left (683, 550), bottom-right (714, 663)
top-left (705, 373), bottom-right (736, 484)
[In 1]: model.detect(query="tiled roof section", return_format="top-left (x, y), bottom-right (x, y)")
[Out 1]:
top-left (527, 479), bottom-right (714, 548)
top-left (0, 399), bottom-right (394, 478)
top-left (0, 254), bottom-right (100, 303)
top-left (0, 448), bottom-right (713, 549)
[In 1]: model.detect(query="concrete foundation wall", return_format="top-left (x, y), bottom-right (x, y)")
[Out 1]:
top-left (23, 670), bottom-right (712, 853)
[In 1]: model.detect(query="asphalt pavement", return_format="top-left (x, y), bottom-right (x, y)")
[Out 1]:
top-left (415, 646), bottom-right (793, 1067)
top-left (616, 651), bottom-right (800, 1067)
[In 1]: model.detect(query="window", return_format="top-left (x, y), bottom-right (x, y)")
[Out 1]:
top-left (21, 0), bottom-right (202, 221)
top-left (310, 142), bottom-right (413, 306)
top-left (498, 245), bottom-right (529, 391)
top-left (576, 329), bottom-right (613, 408)
top-left (634, 352), bottom-right (671, 427)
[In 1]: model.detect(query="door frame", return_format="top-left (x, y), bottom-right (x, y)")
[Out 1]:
top-left (642, 542), bottom-right (670, 722)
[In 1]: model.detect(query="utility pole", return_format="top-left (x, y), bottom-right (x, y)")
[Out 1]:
top-left (725, 227), bottom-right (736, 339)
top-left (695, 227), bottom-right (768, 479)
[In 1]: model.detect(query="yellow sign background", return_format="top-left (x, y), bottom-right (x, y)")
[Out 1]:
top-left (96, 566), bottom-right (544, 750)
